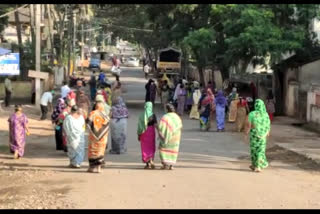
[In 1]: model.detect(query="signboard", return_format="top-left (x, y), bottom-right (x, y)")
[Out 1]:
top-left (157, 61), bottom-right (181, 69)
top-left (0, 53), bottom-right (20, 76)
top-left (28, 70), bottom-right (49, 80)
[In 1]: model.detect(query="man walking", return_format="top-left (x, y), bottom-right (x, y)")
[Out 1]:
top-left (40, 90), bottom-right (54, 120)
top-left (4, 76), bottom-right (12, 107)
top-left (61, 80), bottom-right (71, 99)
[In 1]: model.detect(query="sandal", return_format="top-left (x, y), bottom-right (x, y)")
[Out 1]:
top-left (169, 165), bottom-right (174, 170)
top-left (249, 165), bottom-right (255, 171)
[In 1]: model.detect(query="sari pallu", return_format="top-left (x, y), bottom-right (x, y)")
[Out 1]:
top-left (158, 112), bottom-right (183, 165)
top-left (63, 115), bottom-right (86, 166)
top-left (8, 113), bottom-right (28, 157)
top-left (87, 110), bottom-right (110, 167)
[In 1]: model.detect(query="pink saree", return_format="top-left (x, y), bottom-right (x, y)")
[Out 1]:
top-left (140, 125), bottom-right (156, 163)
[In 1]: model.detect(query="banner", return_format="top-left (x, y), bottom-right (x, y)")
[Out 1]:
top-left (0, 53), bottom-right (20, 76)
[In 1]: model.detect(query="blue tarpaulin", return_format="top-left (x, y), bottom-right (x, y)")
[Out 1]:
top-left (0, 48), bottom-right (11, 55)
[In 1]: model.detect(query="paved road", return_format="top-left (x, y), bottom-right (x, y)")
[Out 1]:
top-left (1, 67), bottom-right (320, 209)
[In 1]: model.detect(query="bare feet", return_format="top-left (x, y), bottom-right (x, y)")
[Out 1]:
top-left (13, 151), bottom-right (19, 160)
top-left (169, 165), bottom-right (174, 170)
top-left (249, 165), bottom-right (255, 171)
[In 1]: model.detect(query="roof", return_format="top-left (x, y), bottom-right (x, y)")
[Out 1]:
top-left (272, 46), bottom-right (320, 69)
top-left (159, 47), bottom-right (181, 53)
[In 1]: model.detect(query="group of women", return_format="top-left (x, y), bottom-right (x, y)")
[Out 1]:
top-left (50, 74), bottom-right (129, 173)
top-left (137, 102), bottom-right (183, 170)
top-left (6, 72), bottom-right (272, 173)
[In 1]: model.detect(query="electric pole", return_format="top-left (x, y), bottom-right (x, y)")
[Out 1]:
top-left (35, 4), bottom-right (41, 107)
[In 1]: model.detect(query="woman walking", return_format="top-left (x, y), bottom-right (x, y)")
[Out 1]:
top-left (137, 102), bottom-right (157, 169)
top-left (76, 90), bottom-right (91, 119)
top-left (158, 104), bottom-right (183, 170)
top-left (214, 90), bottom-right (227, 132)
top-left (228, 88), bottom-right (239, 122)
top-left (112, 75), bottom-right (122, 103)
top-left (51, 98), bottom-right (65, 150)
top-left (245, 99), bottom-right (271, 172)
top-left (58, 99), bottom-right (73, 152)
top-left (176, 83), bottom-right (187, 116)
top-left (63, 106), bottom-right (86, 168)
top-left (161, 80), bottom-right (170, 112)
top-left (199, 88), bottom-right (215, 131)
top-left (145, 79), bottom-right (157, 104)
top-left (94, 94), bottom-right (111, 117)
top-left (109, 97), bottom-right (129, 154)
top-left (8, 105), bottom-right (29, 159)
top-left (236, 97), bottom-right (250, 132)
top-left (266, 90), bottom-right (275, 122)
top-left (189, 82), bottom-right (201, 120)
top-left (87, 101), bottom-right (110, 173)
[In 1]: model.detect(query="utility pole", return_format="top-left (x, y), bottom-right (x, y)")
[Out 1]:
top-left (81, 23), bottom-right (84, 74)
top-left (73, 10), bottom-right (76, 75)
top-left (67, 6), bottom-right (72, 81)
top-left (35, 4), bottom-right (41, 107)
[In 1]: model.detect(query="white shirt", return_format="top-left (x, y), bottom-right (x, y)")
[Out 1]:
top-left (144, 65), bottom-right (149, 74)
top-left (40, 92), bottom-right (53, 106)
top-left (61, 85), bottom-right (71, 98)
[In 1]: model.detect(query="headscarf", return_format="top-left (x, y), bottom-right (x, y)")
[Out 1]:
top-left (95, 94), bottom-right (111, 116)
top-left (249, 99), bottom-right (270, 138)
top-left (51, 98), bottom-right (65, 122)
top-left (201, 88), bottom-right (214, 106)
top-left (215, 90), bottom-right (227, 107)
top-left (137, 102), bottom-right (153, 136)
top-left (111, 97), bottom-right (129, 119)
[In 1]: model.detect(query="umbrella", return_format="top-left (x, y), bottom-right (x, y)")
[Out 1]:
top-left (0, 47), bottom-right (11, 55)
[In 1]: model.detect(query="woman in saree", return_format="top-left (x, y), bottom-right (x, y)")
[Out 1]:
top-left (161, 80), bottom-right (170, 112)
top-left (176, 83), bottom-right (187, 116)
top-left (87, 101), bottom-right (110, 173)
top-left (76, 89), bottom-right (91, 119)
top-left (245, 99), bottom-right (271, 173)
top-left (112, 75), bottom-right (122, 103)
top-left (236, 97), bottom-right (250, 132)
top-left (109, 97), bottom-right (129, 154)
top-left (93, 94), bottom-right (111, 117)
top-left (158, 103), bottom-right (183, 170)
top-left (51, 98), bottom-right (65, 150)
top-left (228, 88), bottom-right (239, 122)
top-left (214, 90), bottom-right (227, 132)
top-left (137, 102), bottom-right (157, 169)
top-left (63, 105), bottom-right (86, 168)
top-left (189, 82), bottom-right (201, 120)
top-left (8, 105), bottom-right (29, 159)
top-left (199, 88), bottom-right (215, 131)
top-left (58, 99), bottom-right (73, 152)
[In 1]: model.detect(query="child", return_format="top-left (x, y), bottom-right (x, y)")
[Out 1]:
top-left (266, 90), bottom-right (275, 122)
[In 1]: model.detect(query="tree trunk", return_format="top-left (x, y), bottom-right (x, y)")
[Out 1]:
top-left (198, 66), bottom-right (205, 86)
top-left (274, 69), bottom-right (284, 116)
top-left (14, 6), bottom-right (25, 80)
top-left (46, 4), bottom-right (54, 66)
